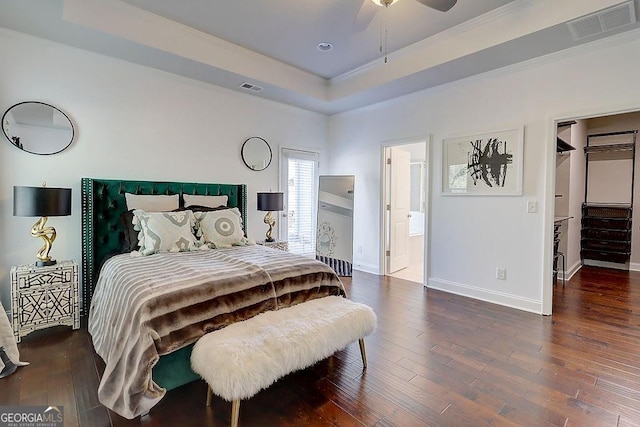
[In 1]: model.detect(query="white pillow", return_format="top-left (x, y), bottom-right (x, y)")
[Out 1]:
top-left (125, 193), bottom-right (179, 212)
top-left (195, 208), bottom-right (244, 247)
top-left (132, 209), bottom-right (198, 255)
top-left (183, 194), bottom-right (228, 208)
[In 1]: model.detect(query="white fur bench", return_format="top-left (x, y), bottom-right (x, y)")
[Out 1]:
top-left (190, 295), bottom-right (376, 427)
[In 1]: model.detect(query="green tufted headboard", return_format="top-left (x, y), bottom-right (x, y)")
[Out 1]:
top-left (80, 178), bottom-right (247, 314)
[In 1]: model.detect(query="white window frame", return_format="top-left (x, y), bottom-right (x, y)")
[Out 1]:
top-left (279, 147), bottom-right (320, 257)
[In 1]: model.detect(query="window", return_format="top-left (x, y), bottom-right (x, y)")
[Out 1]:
top-left (280, 148), bottom-right (319, 257)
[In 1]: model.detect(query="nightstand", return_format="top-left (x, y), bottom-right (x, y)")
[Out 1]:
top-left (257, 240), bottom-right (289, 251)
top-left (10, 260), bottom-right (79, 342)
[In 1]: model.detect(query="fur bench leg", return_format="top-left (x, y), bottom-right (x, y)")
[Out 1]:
top-left (359, 338), bottom-right (367, 369)
top-left (207, 386), bottom-right (241, 427)
top-left (231, 400), bottom-right (240, 427)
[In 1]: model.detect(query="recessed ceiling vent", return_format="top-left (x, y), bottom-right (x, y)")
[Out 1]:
top-left (239, 82), bottom-right (263, 92)
top-left (568, 1), bottom-right (636, 41)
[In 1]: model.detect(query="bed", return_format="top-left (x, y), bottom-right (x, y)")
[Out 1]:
top-left (81, 178), bottom-right (346, 419)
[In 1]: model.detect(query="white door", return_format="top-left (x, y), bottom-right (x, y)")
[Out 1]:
top-left (388, 147), bottom-right (411, 273)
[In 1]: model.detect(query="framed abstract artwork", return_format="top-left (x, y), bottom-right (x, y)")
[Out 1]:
top-left (442, 127), bottom-right (524, 196)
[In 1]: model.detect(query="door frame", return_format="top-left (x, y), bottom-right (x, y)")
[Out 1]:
top-left (380, 136), bottom-right (431, 286)
top-left (543, 104), bottom-right (640, 315)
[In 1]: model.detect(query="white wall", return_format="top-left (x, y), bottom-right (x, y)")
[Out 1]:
top-left (0, 29), bottom-right (329, 309)
top-left (328, 31), bottom-right (640, 313)
top-left (566, 120), bottom-right (587, 277)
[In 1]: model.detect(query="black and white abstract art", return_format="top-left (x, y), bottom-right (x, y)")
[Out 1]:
top-left (442, 127), bottom-right (523, 195)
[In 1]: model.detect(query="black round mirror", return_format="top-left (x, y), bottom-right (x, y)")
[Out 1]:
top-left (241, 137), bottom-right (272, 171)
top-left (2, 102), bottom-right (74, 155)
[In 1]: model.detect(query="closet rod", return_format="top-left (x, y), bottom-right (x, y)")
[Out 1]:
top-left (587, 130), bottom-right (638, 138)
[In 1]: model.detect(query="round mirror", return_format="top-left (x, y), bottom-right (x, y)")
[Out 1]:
top-left (2, 102), bottom-right (74, 155)
top-left (241, 137), bottom-right (272, 171)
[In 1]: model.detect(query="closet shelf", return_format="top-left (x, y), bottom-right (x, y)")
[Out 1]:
top-left (557, 137), bottom-right (576, 153)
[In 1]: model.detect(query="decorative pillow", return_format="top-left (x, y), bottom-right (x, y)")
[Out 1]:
top-left (119, 210), bottom-right (139, 253)
top-left (178, 205), bottom-right (229, 213)
top-left (183, 194), bottom-right (228, 209)
top-left (125, 193), bottom-right (179, 212)
top-left (195, 208), bottom-right (244, 247)
top-left (132, 209), bottom-right (198, 256)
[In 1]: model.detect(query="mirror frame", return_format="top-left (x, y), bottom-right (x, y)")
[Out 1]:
top-left (2, 101), bottom-right (75, 155)
top-left (316, 175), bottom-right (355, 276)
top-left (241, 136), bottom-right (272, 171)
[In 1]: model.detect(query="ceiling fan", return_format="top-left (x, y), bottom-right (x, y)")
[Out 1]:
top-left (354, 0), bottom-right (458, 32)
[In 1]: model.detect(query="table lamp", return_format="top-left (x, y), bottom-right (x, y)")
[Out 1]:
top-left (13, 185), bottom-right (72, 267)
top-left (257, 192), bottom-right (283, 242)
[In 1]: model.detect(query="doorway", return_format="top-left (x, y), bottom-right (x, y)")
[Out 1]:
top-left (550, 110), bottom-right (640, 312)
top-left (382, 139), bottom-right (428, 285)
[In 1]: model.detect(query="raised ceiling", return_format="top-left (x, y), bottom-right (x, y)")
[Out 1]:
top-left (0, 0), bottom-right (638, 114)
top-left (122, 0), bottom-right (515, 79)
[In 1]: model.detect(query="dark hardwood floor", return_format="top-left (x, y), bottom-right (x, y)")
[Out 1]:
top-left (2, 266), bottom-right (640, 426)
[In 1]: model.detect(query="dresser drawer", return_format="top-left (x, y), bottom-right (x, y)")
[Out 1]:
top-left (581, 239), bottom-right (631, 252)
top-left (581, 228), bottom-right (631, 241)
top-left (582, 217), bottom-right (631, 230)
top-left (582, 205), bottom-right (632, 218)
top-left (581, 249), bottom-right (630, 263)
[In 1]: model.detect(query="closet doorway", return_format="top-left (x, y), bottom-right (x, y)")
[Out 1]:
top-left (381, 139), bottom-right (429, 285)
top-left (552, 111), bottom-right (640, 295)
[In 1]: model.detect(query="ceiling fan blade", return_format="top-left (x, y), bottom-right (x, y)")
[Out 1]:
top-left (415, 0), bottom-right (457, 12)
top-left (354, 0), bottom-right (378, 32)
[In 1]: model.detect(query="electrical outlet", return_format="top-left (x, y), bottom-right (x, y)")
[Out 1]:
top-left (496, 268), bottom-right (507, 280)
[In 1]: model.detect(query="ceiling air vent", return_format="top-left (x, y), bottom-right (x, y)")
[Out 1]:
top-left (568, 1), bottom-right (636, 41)
top-left (239, 82), bottom-right (264, 92)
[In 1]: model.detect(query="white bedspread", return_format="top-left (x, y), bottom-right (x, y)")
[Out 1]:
top-left (88, 245), bottom-right (345, 419)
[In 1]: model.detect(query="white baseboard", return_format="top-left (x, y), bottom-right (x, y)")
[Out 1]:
top-left (629, 262), bottom-right (640, 272)
top-left (353, 262), bottom-right (379, 275)
top-left (563, 261), bottom-right (582, 281)
top-left (427, 278), bottom-right (542, 314)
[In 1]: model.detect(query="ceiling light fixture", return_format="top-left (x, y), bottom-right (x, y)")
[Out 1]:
top-left (317, 42), bottom-right (334, 52)
top-left (362, 0), bottom-right (457, 64)
top-left (369, 0), bottom-right (398, 6)
top-left (373, 0), bottom-right (394, 63)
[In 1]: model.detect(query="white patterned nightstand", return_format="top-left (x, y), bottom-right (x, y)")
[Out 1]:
top-left (10, 260), bottom-right (79, 342)
top-left (257, 240), bottom-right (289, 251)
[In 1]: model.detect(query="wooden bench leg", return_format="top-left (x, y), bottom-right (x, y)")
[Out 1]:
top-left (359, 338), bottom-right (367, 369)
top-left (231, 399), bottom-right (240, 427)
top-left (206, 385), bottom-right (212, 406)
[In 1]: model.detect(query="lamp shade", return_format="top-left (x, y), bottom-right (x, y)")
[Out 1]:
top-left (257, 192), bottom-right (283, 212)
top-left (13, 186), bottom-right (72, 217)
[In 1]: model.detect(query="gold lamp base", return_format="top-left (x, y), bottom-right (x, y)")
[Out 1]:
top-left (263, 211), bottom-right (276, 242)
top-left (31, 216), bottom-right (57, 267)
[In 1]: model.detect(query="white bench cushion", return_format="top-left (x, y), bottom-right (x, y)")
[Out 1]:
top-left (191, 296), bottom-right (376, 402)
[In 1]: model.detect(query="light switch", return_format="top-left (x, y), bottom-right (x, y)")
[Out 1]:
top-left (527, 201), bottom-right (538, 213)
